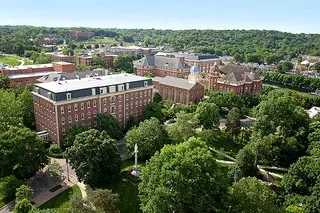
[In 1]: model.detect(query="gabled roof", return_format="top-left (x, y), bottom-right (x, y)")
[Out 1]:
top-left (219, 64), bottom-right (251, 74)
top-left (217, 64), bottom-right (261, 85)
top-left (134, 56), bottom-right (190, 70)
top-left (153, 76), bottom-right (198, 90)
top-left (37, 70), bottom-right (108, 83)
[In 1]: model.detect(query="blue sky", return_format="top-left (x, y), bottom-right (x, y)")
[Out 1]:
top-left (1, 0), bottom-right (320, 33)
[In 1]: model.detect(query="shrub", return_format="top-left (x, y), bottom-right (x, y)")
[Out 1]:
top-left (48, 144), bottom-right (64, 158)
top-left (0, 176), bottom-right (23, 203)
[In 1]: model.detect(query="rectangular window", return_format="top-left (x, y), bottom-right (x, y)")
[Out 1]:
top-left (66, 93), bottom-right (72, 100)
top-left (144, 81), bottom-right (148, 87)
top-left (126, 83), bottom-right (130, 90)
top-left (109, 86), bottom-right (116, 93)
top-left (47, 92), bottom-right (52, 99)
top-left (118, 84), bottom-right (124, 92)
top-left (100, 87), bottom-right (107, 94)
top-left (92, 88), bottom-right (96, 96)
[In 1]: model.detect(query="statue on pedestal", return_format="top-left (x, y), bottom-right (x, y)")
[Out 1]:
top-left (131, 143), bottom-right (140, 177)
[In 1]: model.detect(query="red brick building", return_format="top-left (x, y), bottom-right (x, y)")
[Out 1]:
top-left (134, 55), bottom-right (190, 78)
top-left (32, 74), bottom-right (153, 146)
top-left (77, 56), bottom-right (93, 66)
top-left (153, 65), bottom-right (204, 104)
top-left (68, 30), bottom-right (94, 38)
top-left (46, 53), bottom-right (74, 63)
top-left (0, 62), bottom-right (75, 85)
top-left (208, 64), bottom-right (263, 95)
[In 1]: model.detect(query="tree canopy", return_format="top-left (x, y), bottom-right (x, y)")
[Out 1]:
top-left (95, 114), bottom-right (123, 140)
top-left (125, 117), bottom-right (169, 158)
top-left (139, 137), bottom-right (229, 213)
top-left (195, 102), bottom-right (220, 129)
top-left (66, 129), bottom-right (121, 188)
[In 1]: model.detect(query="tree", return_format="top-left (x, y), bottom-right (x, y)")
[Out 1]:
top-left (87, 189), bottom-right (119, 213)
top-left (207, 91), bottom-right (244, 116)
top-left (139, 137), bottom-right (229, 213)
top-left (314, 62), bottom-right (320, 73)
top-left (226, 107), bottom-right (241, 137)
top-left (126, 117), bottom-right (169, 158)
top-left (62, 48), bottom-right (74, 56)
top-left (0, 90), bottom-right (23, 132)
top-left (195, 102), bottom-right (220, 129)
top-left (152, 92), bottom-right (162, 103)
top-left (167, 111), bottom-right (198, 144)
top-left (95, 114), bottom-right (123, 140)
top-left (14, 199), bottom-right (36, 213)
top-left (94, 44), bottom-right (99, 49)
top-left (67, 194), bottom-right (95, 213)
top-left (124, 116), bottom-right (138, 133)
top-left (282, 156), bottom-right (320, 213)
top-left (33, 53), bottom-right (52, 64)
top-left (47, 160), bottom-right (63, 182)
top-left (18, 90), bottom-right (35, 129)
top-left (229, 177), bottom-right (282, 213)
top-left (75, 64), bottom-right (89, 72)
top-left (66, 129), bottom-right (121, 188)
top-left (277, 61), bottom-right (294, 73)
top-left (141, 102), bottom-right (165, 122)
top-left (65, 125), bottom-right (88, 147)
top-left (233, 145), bottom-right (259, 179)
top-left (286, 205), bottom-right (305, 213)
top-left (0, 76), bottom-right (10, 89)
top-left (0, 127), bottom-right (48, 179)
top-left (0, 176), bottom-right (23, 203)
top-left (92, 56), bottom-right (106, 69)
top-left (15, 185), bottom-right (32, 202)
top-left (113, 55), bottom-right (133, 73)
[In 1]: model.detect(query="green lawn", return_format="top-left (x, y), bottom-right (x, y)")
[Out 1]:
top-left (88, 37), bottom-right (118, 44)
top-left (0, 200), bottom-right (5, 208)
top-left (0, 54), bottom-right (33, 66)
top-left (39, 185), bottom-right (81, 213)
top-left (264, 83), bottom-right (315, 98)
top-left (121, 159), bottom-right (146, 171)
top-left (213, 139), bottom-right (243, 158)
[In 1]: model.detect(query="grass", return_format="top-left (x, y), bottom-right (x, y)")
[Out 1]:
top-left (0, 200), bottom-right (5, 208)
top-left (39, 185), bottom-right (81, 213)
top-left (265, 83), bottom-right (315, 98)
top-left (89, 37), bottom-right (118, 44)
top-left (213, 139), bottom-right (243, 158)
top-left (120, 158), bottom-right (146, 171)
top-left (0, 54), bottom-right (33, 66)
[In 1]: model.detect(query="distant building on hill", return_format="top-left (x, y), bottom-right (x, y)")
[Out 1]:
top-left (0, 62), bottom-right (75, 85)
top-left (68, 30), bottom-right (94, 38)
top-left (46, 52), bottom-right (74, 63)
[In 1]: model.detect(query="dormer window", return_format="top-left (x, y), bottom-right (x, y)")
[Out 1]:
top-left (144, 81), bottom-right (148, 87)
top-left (66, 93), bottom-right (72, 100)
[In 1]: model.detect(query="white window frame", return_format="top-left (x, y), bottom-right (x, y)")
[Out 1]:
top-left (61, 117), bottom-right (65, 125)
top-left (75, 114), bottom-right (78, 122)
top-left (144, 81), bottom-right (148, 87)
top-left (109, 86), bottom-right (116, 93)
top-left (68, 105), bottom-right (71, 113)
top-left (61, 106), bottom-right (64, 114)
top-left (93, 100), bottom-right (96, 107)
top-left (68, 116), bottom-right (72, 123)
top-left (74, 104), bottom-right (78, 111)
top-left (66, 93), bottom-right (72, 100)
top-left (87, 101), bottom-right (90, 108)
top-left (81, 113), bottom-right (85, 120)
top-left (81, 102), bottom-right (84, 110)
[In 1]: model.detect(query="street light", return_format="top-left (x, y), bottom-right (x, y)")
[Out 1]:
top-left (66, 158), bottom-right (70, 181)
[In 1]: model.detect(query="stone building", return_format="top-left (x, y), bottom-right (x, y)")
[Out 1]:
top-left (153, 64), bottom-right (204, 104)
top-left (32, 74), bottom-right (153, 146)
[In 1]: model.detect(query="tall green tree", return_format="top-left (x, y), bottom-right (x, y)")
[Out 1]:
top-left (65, 125), bottom-right (88, 147)
top-left (195, 102), bottom-right (220, 129)
top-left (0, 127), bottom-right (48, 179)
top-left (0, 90), bottom-right (23, 132)
top-left (92, 56), bottom-right (106, 69)
top-left (139, 137), bottom-right (229, 213)
top-left (0, 176), bottom-right (23, 203)
top-left (95, 114), bottom-right (123, 140)
top-left (75, 64), bottom-right (89, 72)
top-left (229, 177), bottom-right (282, 213)
top-left (226, 107), bottom-right (241, 137)
top-left (14, 199), bottom-right (36, 213)
top-left (18, 90), bottom-right (35, 129)
top-left (0, 76), bottom-right (10, 89)
top-left (15, 185), bottom-right (32, 202)
top-left (167, 111), bottom-right (198, 144)
top-left (113, 55), bottom-right (133, 73)
top-left (126, 117), bottom-right (169, 158)
top-left (87, 189), bottom-right (119, 213)
top-left (141, 102), bottom-right (165, 122)
top-left (66, 129), bottom-right (121, 188)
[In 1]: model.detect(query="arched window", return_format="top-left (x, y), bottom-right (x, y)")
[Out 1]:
top-left (110, 106), bottom-right (116, 114)
top-left (68, 105), bottom-right (71, 113)
top-left (61, 117), bottom-right (65, 125)
top-left (62, 128), bottom-right (66, 135)
top-left (60, 106), bottom-right (64, 114)
top-left (88, 112), bottom-right (91, 119)
top-left (93, 100), bottom-right (96, 107)
top-left (81, 113), bottom-right (85, 120)
top-left (104, 108), bottom-right (107, 114)
top-left (110, 96), bottom-right (116, 104)
top-left (87, 101), bottom-right (91, 108)
top-left (103, 98), bottom-right (107, 106)
top-left (81, 102), bottom-right (84, 110)
top-left (68, 116), bottom-right (72, 123)
top-left (75, 114), bottom-right (78, 122)
top-left (74, 104), bottom-right (78, 111)
top-left (88, 122), bottom-right (91, 128)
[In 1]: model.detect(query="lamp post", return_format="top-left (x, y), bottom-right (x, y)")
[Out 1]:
top-left (66, 158), bottom-right (70, 181)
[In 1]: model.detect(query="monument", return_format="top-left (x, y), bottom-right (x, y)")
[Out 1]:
top-left (131, 143), bottom-right (140, 177)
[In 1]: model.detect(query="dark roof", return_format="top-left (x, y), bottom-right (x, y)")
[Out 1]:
top-left (153, 76), bottom-right (197, 90)
top-left (217, 64), bottom-right (261, 85)
top-left (38, 69), bottom-right (109, 83)
top-left (134, 56), bottom-right (190, 70)
top-left (219, 64), bottom-right (251, 74)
